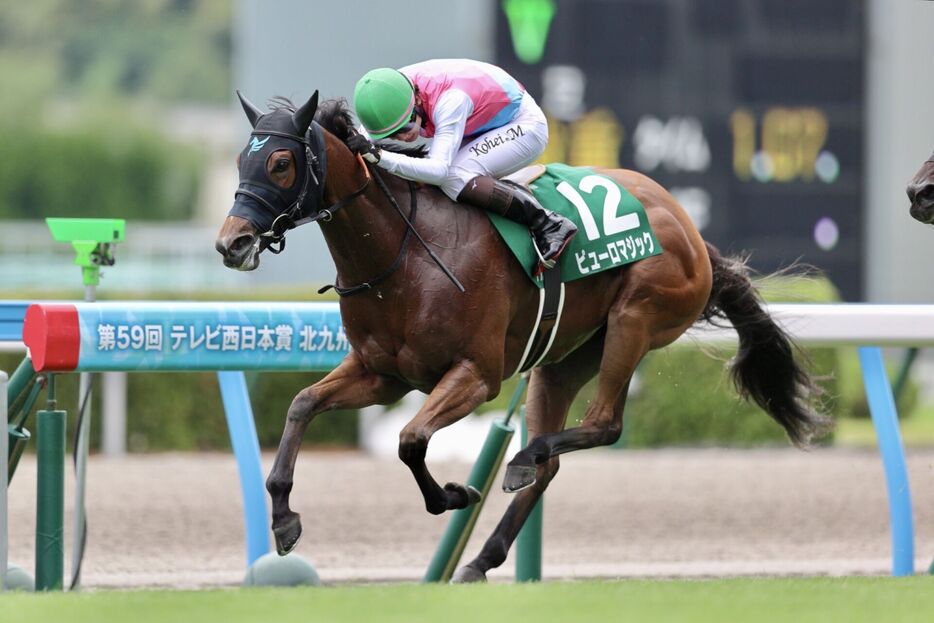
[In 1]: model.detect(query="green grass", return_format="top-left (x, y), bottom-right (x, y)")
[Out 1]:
top-left (4, 577), bottom-right (934, 623)
top-left (836, 403), bottom-right (934, 447)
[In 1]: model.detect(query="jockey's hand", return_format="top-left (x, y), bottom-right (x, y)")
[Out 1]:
top-left (346, 134), bottom-right (381, 163)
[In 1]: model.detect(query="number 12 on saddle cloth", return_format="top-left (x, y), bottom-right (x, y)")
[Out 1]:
top-left (488, 163), bottom-right (664, 286)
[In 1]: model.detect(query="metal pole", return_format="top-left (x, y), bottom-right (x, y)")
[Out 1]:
top-left (1, 370), bottom-right (9, 591)
top-left (859, 346), bottom-right (914, 576)
top-left (8, 380), bottom-right (41, 482)
top-left (101, 372), bottom-right (126, 457)
top-left (217, 371), bottom-right (270, 566)
top-left (515, 406), bottom-right (543, 582)
top-left (70, 283), bottom-right (95, 589)
top-left (7, 357), bottom-right (36, 415)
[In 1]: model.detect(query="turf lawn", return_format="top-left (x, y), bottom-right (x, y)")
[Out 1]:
top-left (4, 576), bottom-right (934, 623)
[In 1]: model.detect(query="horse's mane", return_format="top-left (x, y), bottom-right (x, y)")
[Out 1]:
top-left (268, 96), bottom-right (427, 158)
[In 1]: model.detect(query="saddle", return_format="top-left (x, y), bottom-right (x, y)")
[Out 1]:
top-left (503, 164), bottom-right (547, 189)
top-left (490, 162), bottom-right (662, 374)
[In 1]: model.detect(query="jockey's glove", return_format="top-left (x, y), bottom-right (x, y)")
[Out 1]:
top-left (346, 134), bottom-right (381, 163)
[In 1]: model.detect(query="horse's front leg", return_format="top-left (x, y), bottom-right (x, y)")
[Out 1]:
top-left (398, 360), bottom-right (492, 515)
top-left (267, 352), bottom-right (410, 555)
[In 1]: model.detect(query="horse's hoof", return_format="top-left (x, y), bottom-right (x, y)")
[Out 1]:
top-left (272, 512), bottom-right (303, 556)
top-left (465, 485), bottom-right (481, 505)
top-left (443, 482), bottom-right (482, 509)
top-left (503, 464), bottom-right (537, 493)
top-left (450, 565), bottom-right (488, 584)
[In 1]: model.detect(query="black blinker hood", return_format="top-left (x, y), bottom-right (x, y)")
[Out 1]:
top-left (230, 105), bottom-right (327, 235)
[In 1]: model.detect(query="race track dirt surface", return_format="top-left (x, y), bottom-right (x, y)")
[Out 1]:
top-left (7, 447), bottom-right (934, 588)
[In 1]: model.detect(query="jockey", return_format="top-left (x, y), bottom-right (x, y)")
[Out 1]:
top-left (348, 58), bottom-right (577, 272)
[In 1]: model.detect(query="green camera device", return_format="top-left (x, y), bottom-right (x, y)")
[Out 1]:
top-left (46, 218), bottom-right (125, 286)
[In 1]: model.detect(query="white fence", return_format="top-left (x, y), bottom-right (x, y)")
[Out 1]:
top-left (684, 304), bottom-right (934, 347)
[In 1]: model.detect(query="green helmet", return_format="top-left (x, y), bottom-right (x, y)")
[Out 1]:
top-left (353, 68), bottom-right (415, 139)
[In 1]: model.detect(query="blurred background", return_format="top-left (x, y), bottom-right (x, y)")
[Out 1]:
top-left (2, 0), bottom-right (934, 454)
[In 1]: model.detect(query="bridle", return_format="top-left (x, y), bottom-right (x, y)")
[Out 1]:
top-left (236, 121), bottom-right (370, 255)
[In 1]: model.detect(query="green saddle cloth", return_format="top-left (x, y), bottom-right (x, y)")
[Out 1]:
top-left (487, 163), bottom-right (663, 286)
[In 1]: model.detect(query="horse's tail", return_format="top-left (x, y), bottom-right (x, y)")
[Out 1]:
top-left (700, 242), bottom-right (832, 447)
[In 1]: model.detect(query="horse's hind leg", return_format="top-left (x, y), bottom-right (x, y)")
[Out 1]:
top-left (267, 352), bottom-right (410, 555)
top-left (398, 359), bottom-right (493, 515)
top-left (502, 309), bottom-right (651, 492)
top-left (452, 336), bottom-right (603, 583)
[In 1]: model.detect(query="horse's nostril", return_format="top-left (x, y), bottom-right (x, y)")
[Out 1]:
top-left (216, 234), bottom-right (254, 259)
top-left (229, 234), bottom-right (255, 256)
top-left (907, 184), bottom-right (934, 203)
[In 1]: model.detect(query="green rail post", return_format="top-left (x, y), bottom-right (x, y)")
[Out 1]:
top-left (7, 357), bottom-right (39, 479)
top-left (35, 375), bottom-right (65, 591)
top-left (6, 357), bottom-right (36, 415)
top-left (515, 406), bottom-right (543, 582)
top-left (423, 376), bottom-right (528, 583)
top-left (8, 373), bottom-right (45, 481)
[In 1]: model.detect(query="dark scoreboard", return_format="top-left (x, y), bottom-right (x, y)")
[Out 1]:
top-left (495, 0), bottom-right (865, 299)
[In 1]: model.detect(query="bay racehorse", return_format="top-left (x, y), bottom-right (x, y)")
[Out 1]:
top-left (215, 91), bottom-right (831, 582)
top-left (907, 151), bottom-right (934, 224)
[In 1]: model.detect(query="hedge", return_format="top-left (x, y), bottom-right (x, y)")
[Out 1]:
top-left (0, 123), bottom-right (201, 221)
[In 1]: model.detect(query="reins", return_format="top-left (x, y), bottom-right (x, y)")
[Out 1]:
top-left (318, 159), bottom-right (465, 296)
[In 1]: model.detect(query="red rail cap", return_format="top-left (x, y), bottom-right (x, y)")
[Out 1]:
top-left (22, 304), bottom-right (80, 372)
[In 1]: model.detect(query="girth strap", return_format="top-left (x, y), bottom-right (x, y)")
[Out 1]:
top-left (513, 263), bottom-right (566, 376)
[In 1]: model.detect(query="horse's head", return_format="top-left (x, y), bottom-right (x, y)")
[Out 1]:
top-left (907, 152), bottom-right (934, 225)
top-left (215, 91), bottom-right (327, 270)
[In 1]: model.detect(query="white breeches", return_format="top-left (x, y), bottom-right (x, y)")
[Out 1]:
top-left (438, 91), bottom-right (549, 200)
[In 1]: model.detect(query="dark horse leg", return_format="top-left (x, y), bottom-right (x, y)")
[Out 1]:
top-left (452, 334), bottom-right (605, 583)
top-left (267, 352), bottom-right (410, 555)
top-left (398, 359), bottom-right (493, 515)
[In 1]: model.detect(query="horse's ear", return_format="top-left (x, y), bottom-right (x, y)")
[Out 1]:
top-left (237, 90), bottom-right (263, 128)
top-left (292, 90), bottom-right (319, 135)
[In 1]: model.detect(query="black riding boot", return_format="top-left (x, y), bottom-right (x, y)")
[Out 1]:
top-left (458, 175), bottom-right (577, 271)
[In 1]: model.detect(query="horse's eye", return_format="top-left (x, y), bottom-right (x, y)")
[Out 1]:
top-left (273, 158), bottom-right (290, 173)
